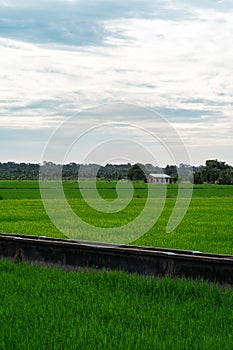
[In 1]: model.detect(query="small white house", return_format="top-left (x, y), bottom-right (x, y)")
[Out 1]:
top-left (147, 173), bottom-right (171, 184)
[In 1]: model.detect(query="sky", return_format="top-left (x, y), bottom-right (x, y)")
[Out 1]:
top-left (0, 0), bottom-right (232, 166)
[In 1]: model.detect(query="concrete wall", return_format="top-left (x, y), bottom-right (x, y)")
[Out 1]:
top-left (0, 234), bottom-right (233, 285)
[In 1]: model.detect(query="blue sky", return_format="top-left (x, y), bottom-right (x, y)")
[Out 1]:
top-left (0, 0), bottom-right (232, 165)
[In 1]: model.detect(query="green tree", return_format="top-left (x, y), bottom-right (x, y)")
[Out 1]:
top-left (194, 170), bottom-right (204, 184)
top-left (164, 165), bottom-right (178, 177)
top-left (204, 160), bottom-right (229, 184)
top-left (127, 163), bottom-right (147, 181)
top-left (218, 168), bottom-right (233, 185)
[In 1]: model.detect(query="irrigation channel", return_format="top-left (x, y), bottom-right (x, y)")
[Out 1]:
top-left (0, 233), bottom-right (233, 286)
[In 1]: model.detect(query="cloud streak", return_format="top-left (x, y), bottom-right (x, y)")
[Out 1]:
top-left (0, 0), bottom-right (232, 164)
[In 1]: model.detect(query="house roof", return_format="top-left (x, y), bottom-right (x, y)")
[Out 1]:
top-left (148, 173), bottom-right (171, 178)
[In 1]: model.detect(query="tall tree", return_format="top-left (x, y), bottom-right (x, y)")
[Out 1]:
top-left (127, 163), bottom-right (147, 181)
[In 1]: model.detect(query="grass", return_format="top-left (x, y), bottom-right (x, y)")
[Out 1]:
top-left (0, 180), bottom-right (232, 254)
top-left (0, 181), bottom-right (233, 349)
top-left (0, 196), bottom-right (232, 254)
top-left (134, 197), bottom-right (233, 254)
top-left (0, 180), bottom-right (233, 200)
top-left (0, 259), bottom-right (233, 350)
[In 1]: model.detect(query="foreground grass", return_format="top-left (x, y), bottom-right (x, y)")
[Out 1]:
top-left (0, 259), bottom-right (233, 350)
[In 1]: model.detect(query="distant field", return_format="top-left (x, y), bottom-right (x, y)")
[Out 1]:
top-left (0, 180), bottom-right (232, 254)
top-left (1, 259), bottom-right (233, 350)
top-left (0, 180), bottom-right (233, 200)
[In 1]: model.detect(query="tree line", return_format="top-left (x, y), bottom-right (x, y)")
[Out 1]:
top-left (193, 160), bottom-right (233, 185)
top-left (0, 159), bottom-right (232, 184)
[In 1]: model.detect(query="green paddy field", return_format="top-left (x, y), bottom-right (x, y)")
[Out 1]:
top-left (1, 260), bottom-right (233, 350)
top-left (0, 180), bottom-right (232, 254)
top-left (0, 180), bottom-right (233, 349)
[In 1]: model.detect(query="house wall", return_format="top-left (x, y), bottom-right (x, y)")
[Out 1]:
top-left (148, 177), bottom-right (170, 184)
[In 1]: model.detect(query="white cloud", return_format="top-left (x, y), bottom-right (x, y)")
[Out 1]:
top-left (0, 4), bottom-right (232, 164)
